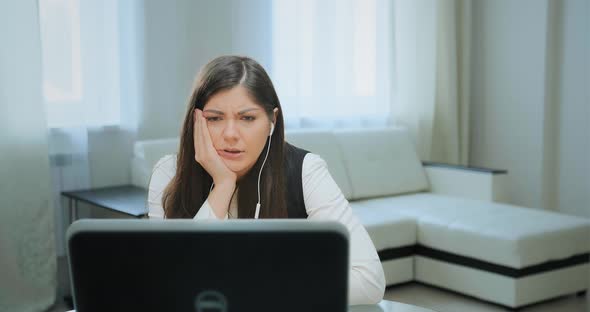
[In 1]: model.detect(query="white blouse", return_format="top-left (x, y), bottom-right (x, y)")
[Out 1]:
top-left (148, 153), bottom-right (386, 305)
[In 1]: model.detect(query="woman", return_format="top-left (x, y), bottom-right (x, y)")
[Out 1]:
top-left (148, 55), bottom-right (385, 305)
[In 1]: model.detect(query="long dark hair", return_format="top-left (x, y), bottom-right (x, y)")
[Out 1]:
top-left (162, 55), bottom-right (288, 219)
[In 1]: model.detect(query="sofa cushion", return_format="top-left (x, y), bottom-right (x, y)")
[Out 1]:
top-left (131, 138), bottom-right (179, 188)
top-left (286, 129), bottom-right (353, 199)
top-left (134, 138), bottom-right (179, 173)
top-left (333, 128), bottom-right (429, 200)
top-left (350, 202), bottom-right (416, 252)
top-left (354, 193), bottom-right (590, 268)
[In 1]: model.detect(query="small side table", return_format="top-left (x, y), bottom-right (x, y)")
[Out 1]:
top-left (61, 185), bottom-right (148, 223)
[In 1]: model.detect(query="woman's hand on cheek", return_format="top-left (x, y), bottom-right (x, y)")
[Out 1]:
top-left (193, 109), bottom-right (237, 186)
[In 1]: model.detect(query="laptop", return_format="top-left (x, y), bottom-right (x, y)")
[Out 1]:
top-left (67, 219), bottom-right (349, 312)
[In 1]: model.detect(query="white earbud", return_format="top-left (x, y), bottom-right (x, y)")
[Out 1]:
top-left (269, 122), bottom-right (275, 137)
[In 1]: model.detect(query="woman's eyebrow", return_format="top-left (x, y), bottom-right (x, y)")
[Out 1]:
top-left (203, 109), bottom-right (224, 115)
top-left (238, 108), bottom-right (260, 115)
top-left (203, 108), bottom-right (260, 115)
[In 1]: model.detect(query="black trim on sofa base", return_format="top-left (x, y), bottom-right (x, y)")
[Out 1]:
top-left (377, 245), bottom-right (415, 260)
top-left (378, 244), bottom-right (590, 278)
top-left (422, 161), bottom-right (508, 175)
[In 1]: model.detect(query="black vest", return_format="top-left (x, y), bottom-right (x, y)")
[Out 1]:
top-left (283, 142), bottom-right (310, 218)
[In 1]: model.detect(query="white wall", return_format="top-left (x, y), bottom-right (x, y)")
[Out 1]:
top-left (470, 0), bottom-right (589, 217)
top-left (470, 0), bottom-right (549, 209)
top-left (138, 0), bottom-right (233, 140)
top-left (231, 0), bottom-right (273, 71)
top-left (556, 0), bottom-right (590, 218)
top-left (137, 0), bottom-right (273, 141)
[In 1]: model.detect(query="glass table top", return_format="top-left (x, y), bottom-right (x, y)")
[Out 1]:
top-left (349, 300), bottom-right (437, 312)
top-left (67, 300), bottom-right (437, 312)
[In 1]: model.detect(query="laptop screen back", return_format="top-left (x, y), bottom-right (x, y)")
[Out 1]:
top-left (67, 219), bottom-right (349, 312)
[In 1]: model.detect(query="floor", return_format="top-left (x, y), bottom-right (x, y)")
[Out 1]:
top-left (383, 283), bottom-right (587, 312)
top-left (47, 256), bottom-right (587, 312)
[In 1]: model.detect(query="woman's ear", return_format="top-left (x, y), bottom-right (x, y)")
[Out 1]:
top-left (272, 107), bottom-right (279, 124)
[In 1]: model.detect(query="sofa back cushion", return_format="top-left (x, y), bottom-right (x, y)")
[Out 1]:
top-left (285, 129), bottom-right (353, 199)
top-left (333, 127), bottom-right (429, 200)
top-left (132, 128), bottom-right (428, 199)
top-left (134, 138), bottom-right (179, 173)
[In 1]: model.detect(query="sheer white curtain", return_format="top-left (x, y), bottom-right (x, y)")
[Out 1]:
top-left (272, 0), bottom-right (470, 163)
top-left (391, 0), bottom-right (471, 164)
top-left (271, 0), bottom-right (393, 129)
top-left (432, 0), bottom-right (471, 165)
top-left (0, 1), bottom-right (56, 311)
top-left (38, 0), bottom-right (140, 256)
top-left (39, 0), bottom-right (121, 128)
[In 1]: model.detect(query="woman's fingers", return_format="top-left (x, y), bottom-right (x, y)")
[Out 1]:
top-left (198, 109), bottom-right (214, 158)
top-left (194, 109), bottom-right (206, 163)
top-left (200, 112), bottom-right (217, 155)
top-left (193, 109), bottom-right (201, 162)
top-left (195, 109), bottom-right (219, 164)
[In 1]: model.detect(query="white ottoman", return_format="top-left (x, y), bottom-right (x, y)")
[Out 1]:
top-left (355, 193), bottom-right (590, 309)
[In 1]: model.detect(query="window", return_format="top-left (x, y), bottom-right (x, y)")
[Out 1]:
top-left (39, 0), bottom-right (121, 128)
top-left (272, 0), bottom-right (393, 128)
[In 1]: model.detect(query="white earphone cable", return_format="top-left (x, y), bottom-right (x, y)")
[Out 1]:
top-left (254, 132), bottom-right (272, 219)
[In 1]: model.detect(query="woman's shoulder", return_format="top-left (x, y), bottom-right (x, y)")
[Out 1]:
top-left (302, 152), bottom-right (326, 173)
top-left (153, 154), bottom-right (177, 175)
top-left (302, 152), bottom-right (322, 164)
top-left (148, 154), bottom-right (177, 197)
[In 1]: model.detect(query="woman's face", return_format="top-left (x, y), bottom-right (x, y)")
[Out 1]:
top-left (202, 86), bottom-right (277, 179)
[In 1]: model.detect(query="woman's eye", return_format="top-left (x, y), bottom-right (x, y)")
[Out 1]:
top-left (206, 117), bottom-right (221, 122)
top-left (242, 116), bottom-right (255, 121)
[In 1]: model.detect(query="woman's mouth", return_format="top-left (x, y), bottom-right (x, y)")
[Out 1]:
top-left (218, 149), bottom-right (244, 160)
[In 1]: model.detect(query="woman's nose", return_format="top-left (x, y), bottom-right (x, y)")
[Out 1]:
top-left (222, 120), bottom-right (239, 141)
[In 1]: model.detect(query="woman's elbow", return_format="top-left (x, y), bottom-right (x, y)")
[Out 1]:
top-left (349, 265), bottom-right (386, 305)
top-left (350, 281), bottom-right (384, 305)
top-left (367, 276), bottom-right (386, 304)
top-left (374, 285), bottom-right (386, 304)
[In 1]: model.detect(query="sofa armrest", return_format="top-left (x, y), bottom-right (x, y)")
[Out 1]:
top-left (422, 162), bottom-right (508, 202)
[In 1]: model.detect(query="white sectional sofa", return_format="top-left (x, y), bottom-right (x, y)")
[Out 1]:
top-left (131, 127), bottom-right (590, 309)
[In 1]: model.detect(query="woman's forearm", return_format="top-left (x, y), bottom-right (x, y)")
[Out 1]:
top-left (207, 181), bottom-right (236, 219)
